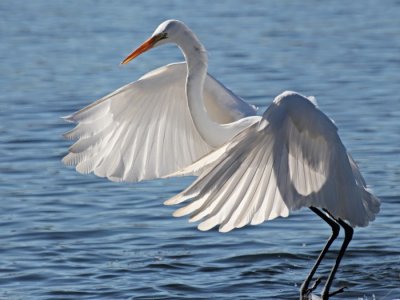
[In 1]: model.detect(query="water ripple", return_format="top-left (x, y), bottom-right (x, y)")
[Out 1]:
top-left (1, 1), bottom-right (399, 299)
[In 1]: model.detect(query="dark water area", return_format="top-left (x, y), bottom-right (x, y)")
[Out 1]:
top-left (1, 1), bottom-right (399, 299)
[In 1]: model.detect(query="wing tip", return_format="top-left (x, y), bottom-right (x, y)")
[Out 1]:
top-left (61, 114), bottom-right (76, 123)
top-left (197, 222), bottom-right (213, 231)
top-left (165, 194), bottom-right (184, 206)
top-left (218, 225), bottom-right (233, 233)
top-left (62, 153), bottom-right (76, 166)
top-left (62, 130), bottom-right (75, 140)
top-left (172, 207), bottom-right (187, 217)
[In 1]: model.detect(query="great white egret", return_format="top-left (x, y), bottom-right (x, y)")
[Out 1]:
top-left (63, 20), bottom-right (380, 300)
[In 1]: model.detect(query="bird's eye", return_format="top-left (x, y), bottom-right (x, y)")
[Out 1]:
top-left (155, 32), bottom-right (168, 42)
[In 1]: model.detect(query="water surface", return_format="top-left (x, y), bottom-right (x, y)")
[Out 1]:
top-left (1, 1), bottom-right (399, 299)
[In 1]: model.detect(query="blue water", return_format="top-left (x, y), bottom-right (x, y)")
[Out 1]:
top-left (1, 1), bottom-right (399, 299)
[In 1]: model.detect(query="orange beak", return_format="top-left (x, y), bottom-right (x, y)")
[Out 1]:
top-left (120, 36), bottom-right (157, 65)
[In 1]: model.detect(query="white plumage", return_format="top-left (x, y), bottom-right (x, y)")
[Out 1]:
top-left (165, 91), bottom-right (380, 232)
top-left (63, 62), bottom-right (256, 182)
top-left (63, 19), bottom-right (380, 299)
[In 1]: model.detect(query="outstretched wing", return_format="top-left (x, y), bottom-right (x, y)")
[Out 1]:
top-left (63, 62), bottom-right (257, 182)
top-left (166, 91), bottom-right (380, 231)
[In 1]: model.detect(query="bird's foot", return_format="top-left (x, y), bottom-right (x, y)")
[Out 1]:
top-left (300, 277), bottom-right (322, 299)
top-left (320, 286), bottom-right (346, 299)
top-left (309, 277), bottom-right (322, 292)
top-left (328, 286), bottom-right (346, 297)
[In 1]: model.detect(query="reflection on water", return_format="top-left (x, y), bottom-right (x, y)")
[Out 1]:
top-left (1, 1), bottom-right (399, 299)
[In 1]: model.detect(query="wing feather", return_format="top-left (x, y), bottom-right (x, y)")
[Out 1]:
top-left (166, 91), bottom-right (380, 231)
top-left (220, 141), bottom-right (268, 231)
top-left (63, 62), bottom-right (257, 182)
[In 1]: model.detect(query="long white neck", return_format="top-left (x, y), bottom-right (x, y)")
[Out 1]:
top-left (176, 31), bottom-right (240, 148)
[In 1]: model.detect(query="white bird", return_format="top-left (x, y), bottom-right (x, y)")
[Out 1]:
top-left (63, 20), bottom-right (380, 300)
top-left (63, 20), bottom-right (258, 182)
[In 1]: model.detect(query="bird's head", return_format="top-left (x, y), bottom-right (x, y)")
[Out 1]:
top-left (121, 20), bottom-right (187, 65)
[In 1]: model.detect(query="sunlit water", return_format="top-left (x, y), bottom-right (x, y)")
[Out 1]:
top-left (1, 1), bottom-right (399, 299)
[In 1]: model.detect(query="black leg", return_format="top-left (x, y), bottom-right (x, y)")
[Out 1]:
top-left (321, 215), bottom-right (353, 300)
top-left (300, 207), bottom-right (340, 300)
